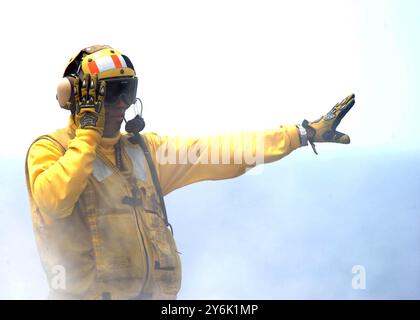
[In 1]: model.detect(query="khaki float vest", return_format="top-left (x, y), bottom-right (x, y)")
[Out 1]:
top-left (25, 127), bottom-right (181, 299)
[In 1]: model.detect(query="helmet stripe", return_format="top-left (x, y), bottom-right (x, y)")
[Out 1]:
top-left (111, 55), bottom-right (122, 68)
top-left (95, 56), bottom-right (115, 73)
top-left (85, 53), bottom-right (130, 76)
top-left (88, 61), bottom-right (100, 75)
top-left (117, 55), bottom-right (127, 68)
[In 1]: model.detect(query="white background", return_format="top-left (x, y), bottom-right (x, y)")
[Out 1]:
top-left (1, 0), bottom-right (417, 155)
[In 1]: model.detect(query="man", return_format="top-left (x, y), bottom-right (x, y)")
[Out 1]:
top-left (25, 45), bottom-right (355, 300)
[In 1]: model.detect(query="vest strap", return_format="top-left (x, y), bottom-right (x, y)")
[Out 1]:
top-left (129, 133), bottom-right (173, 235)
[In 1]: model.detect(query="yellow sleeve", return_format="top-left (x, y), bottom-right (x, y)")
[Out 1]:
top-left (143, 124), bottom-right (302, 196)
top-left (26, 129), bottom-right (101, 220)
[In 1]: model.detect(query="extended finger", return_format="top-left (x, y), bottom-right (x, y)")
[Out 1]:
top-left (88, 74), bottom-right (96, 105)
top-left (332, 94), bottom-right (355, 130)
top-left (339, 93), bottom-right (355, 107)
top-left (333, 131), bottom-right (350, 144)
top-left (81, 74), bottom-right (90, 105)
top-left (96, 80), bottom-right (106, 112)
top-left (98, 80), bottom-right (106, 100)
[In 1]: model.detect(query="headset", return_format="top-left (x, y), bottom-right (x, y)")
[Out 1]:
top-left (56, 45), bottom-right (145, 134)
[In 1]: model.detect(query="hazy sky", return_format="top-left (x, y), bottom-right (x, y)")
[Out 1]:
top-left (0, 0), bottom-right (419, 299)
top-left (1, 0), bottom-right (419, 154)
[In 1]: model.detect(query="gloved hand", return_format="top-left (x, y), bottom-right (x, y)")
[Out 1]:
top-left (74, 74), bottom-right (106, 135)
top-left (302, 93), bottom-right (355, 154)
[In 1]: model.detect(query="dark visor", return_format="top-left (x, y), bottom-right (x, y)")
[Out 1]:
top-left (104, 77), bottom-right (138, 106)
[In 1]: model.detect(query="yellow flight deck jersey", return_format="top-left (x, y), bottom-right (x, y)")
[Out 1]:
top-left (25, 117), bottom-right (302, 299)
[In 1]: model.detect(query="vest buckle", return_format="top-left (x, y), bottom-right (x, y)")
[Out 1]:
top-left (122, 195), bottom-right (143, 207)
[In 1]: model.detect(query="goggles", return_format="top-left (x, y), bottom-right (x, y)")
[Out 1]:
top-left (104, 77), bottom-right (138, 106)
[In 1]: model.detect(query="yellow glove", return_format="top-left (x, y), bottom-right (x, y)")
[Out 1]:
top-left (74, 74), bottom-right (106, 135)
top-left (302, 93), bottom-right (355, 154)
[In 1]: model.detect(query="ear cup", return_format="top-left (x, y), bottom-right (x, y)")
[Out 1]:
top-left (125, 114), bottom-right (145, 133)
top-left (56, 76), bottom-right (76, 109)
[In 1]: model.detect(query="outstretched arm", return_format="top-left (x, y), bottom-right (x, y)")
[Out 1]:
top-left (143, 124), bottom-right (302, 196)
top-left (143, 93), bottom-right (355, 195)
